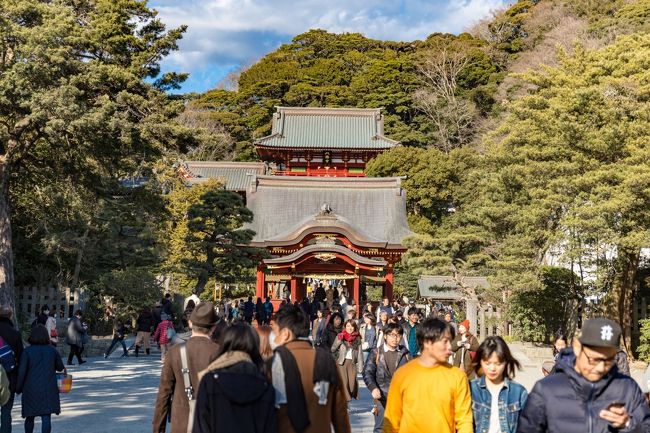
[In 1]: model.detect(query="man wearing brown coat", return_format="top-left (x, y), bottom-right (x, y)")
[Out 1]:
top-left (270, 304), bottom-right (351, 433)
top-left (153, 302), bottom-right (220, 433)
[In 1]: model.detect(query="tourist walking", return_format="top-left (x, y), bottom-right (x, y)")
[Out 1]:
top-left (255, 297), bottom-right (266, 325)
top-left (452, 319), bottom-right (479, 379)
top-left (263, 297), bottom-right (274, 325)
top-left (0, 305), bottom-right (24, 433)
top-left (134, 307), bottom-right (154, 357)
top-left (44, 313), bottom-right (57, 347)
top-left (362, 322), bottom-right (410, 433)
top-left (383, 318), bottom-right (472, 433)
top-left (270, 304), bottom-right (350, 433)
top-left (322, 312), bottom-right (343, 351)
top-left (16, 325), bottom-right (65, 433)
top-left (401, 307), bottom-right (420, 357)
top-left (152, 303), bottom-right (220, 433)
top-left (243, 296), bottom-right (255, 324)
top-left (193, 323), bottom-right (276, 433)
top-left (470, 336), bottom-right (527, 433)
top-left (311, 308), bottom-right (327, 347)
top-left (103, 321), bottom-right (129, 358)
top-left (517, 317), bottom-right (650, 432)
top-left (65, 310), bottom-right (86, 366)
top-left (153, 314), bottom-right (176, 361)
top-left (360, 313), bottom-right (377, 363)
top-left (331, 319), bottom-right (364, 401)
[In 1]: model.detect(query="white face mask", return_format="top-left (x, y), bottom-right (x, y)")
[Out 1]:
top-left (269, 331), bottom-right (279, 350)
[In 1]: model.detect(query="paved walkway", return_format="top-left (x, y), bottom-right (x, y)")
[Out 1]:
top-left (18, 342), bottom-right (648, 432)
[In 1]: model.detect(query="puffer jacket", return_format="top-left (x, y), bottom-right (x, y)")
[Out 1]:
top-left (362, 345), bottom-right (410, 402)
top-left (517, 358), bottom-right (650, 433)
top-left (471, 375), bottom-right (527, 433)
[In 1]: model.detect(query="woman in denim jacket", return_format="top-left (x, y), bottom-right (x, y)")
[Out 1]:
top-left (470, 336), bottom-right (528, 433)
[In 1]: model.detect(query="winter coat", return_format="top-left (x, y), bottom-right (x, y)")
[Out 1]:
top-left (153, 320), bottom-right (175, 345)
top-left (113, 324), bottom-right (128, 341)
top-left (322, 323), bottom-right (342, 352)
top-left (243, 301), bottom-right (254, 319)
top-left (470, 375), bottom-right (528, 433)
top-left (517, 358), bottom-right (650, 433)
top-left (137, 311), bottom-right (154, 333)
top-left (193, 355), bottom-right (277, 433)
top-left (16, 344), bottom-right (65, 417)
top-left (452, 333), bottom-right (479, 378)
top-left (255, 302), bottom-right (266, 323)
top-left (152, 305), bottom-right (163, 329)
top-left (362, 345), bottom-right (410, 402)
top-left (615, 349), bottom-right (630, 376)
top-left (331, 337), bottom-right (363, 372)
top-left (152, 336), bottom-right (220, 433)
top-left (0, 317), bottom-right (24, 393)
top-left (311, 318), bottom-right (326, 346)
top-left (65, 316), bottom-right (85, 347)
top-left (272, 340), bottom-right (350, 433)
top-left (361, 325), bottom-right (377, 351)
top-left (401, 322), bottom-right (419, 356)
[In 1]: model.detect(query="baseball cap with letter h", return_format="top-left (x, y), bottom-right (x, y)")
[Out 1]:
top-left (579, 317), bottom-right (622, 348)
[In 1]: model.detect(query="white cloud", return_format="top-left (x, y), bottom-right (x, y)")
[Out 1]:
top-left (151, 0), bottom-right (510, 90)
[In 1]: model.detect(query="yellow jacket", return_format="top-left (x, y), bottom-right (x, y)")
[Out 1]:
top-left (383, 359), bottom-right (473, 433)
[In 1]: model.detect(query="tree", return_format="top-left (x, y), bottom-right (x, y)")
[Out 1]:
top-left (165, 180), bottom-right (266, 295)
top-left (0, 0), bottom-right (187, 309)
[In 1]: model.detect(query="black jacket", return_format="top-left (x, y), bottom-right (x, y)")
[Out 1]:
top-left (362, 345), bottom-right (410, 402)
top-left (517, 358), bottom-right (650, 433)
top-left (0, 317), bottom-right (24, 393)
top-left (136, 311), bottom-right (154, 333)
top-left (193, 361), bottom-right (277, 433)
top-left (322, 323), bottom-right (342, 352)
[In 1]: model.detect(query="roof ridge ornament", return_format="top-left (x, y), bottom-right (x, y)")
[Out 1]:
top-left (319, 203), bottom-right (332, 215)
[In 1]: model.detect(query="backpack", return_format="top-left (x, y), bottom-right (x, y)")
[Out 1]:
top-left (0, 337), bottom-right (16, 373)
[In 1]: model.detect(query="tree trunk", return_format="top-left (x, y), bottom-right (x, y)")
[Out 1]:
top-left (0, 157), bottom-right (15, 313)
top-left (71, 226), bottom-right (90, 288)
top-left (610, 250), bottom-right (640, 354)
top-left (193, 249), bottom-right (216, 296)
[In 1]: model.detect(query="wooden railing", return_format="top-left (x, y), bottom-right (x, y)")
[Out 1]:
top-left (273, 169), bottom-right (365, 177)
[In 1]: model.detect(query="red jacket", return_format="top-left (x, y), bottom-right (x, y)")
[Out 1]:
top-left (153, 320), bottom-right (174, 345)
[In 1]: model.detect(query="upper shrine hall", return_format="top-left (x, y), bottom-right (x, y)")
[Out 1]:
top-left (180, 107), bottom-right (412, 313)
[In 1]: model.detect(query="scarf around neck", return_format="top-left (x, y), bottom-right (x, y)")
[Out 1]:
top-left (338, 330), bottom-right (360, 343)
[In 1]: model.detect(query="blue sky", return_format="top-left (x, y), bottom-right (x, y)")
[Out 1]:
top-left (151, 0), bottom-right (512, 94)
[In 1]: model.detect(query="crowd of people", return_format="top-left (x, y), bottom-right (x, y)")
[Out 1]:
top-left (149, 290), bottom-right (650, 433)
top-left (1, 288), bottom-right (649, 433)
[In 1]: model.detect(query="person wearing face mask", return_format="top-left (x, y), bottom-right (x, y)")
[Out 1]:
top-left (517, 317), bottom-right (650, 433)
top-left (269, 304), bottom-right (350, 433)
top-left (470, 336), bottom-right (527, 433)
top-left (383, 318), bottom-right (472, 433)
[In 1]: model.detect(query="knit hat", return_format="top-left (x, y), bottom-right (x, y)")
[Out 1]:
top-left (460, 320), bottom-right (470, 331)
top-left (189, 302), bottom-right (218, 328)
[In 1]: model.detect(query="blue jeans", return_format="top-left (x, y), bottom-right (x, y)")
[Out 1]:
top-left (25, 415), bottom-right (51, 433)
top-left (373, 400), bottom-right (385, 433)
top-left (0, 392), bottom-right (14, 433)
top-left (105, 338), bottom-right (127, 357)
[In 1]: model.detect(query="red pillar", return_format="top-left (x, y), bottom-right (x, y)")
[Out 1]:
top-left (385, 269), bottom-right (394, 301)
top-left (353, 277), bottom-right (361, 317)
top-left (290, 277), bottom-right (298, 302)
top-left (256, 264), bottom-right (265, 300)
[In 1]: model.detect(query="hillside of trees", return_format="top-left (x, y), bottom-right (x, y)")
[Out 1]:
top-left (3, 0), bottom-right (649, 344)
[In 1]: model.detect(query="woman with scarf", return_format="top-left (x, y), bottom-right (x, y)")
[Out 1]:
top-left (331, 319), bottom-right (364, 401)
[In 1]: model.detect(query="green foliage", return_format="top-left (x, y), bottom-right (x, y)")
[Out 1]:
top-left (636, 318), bottom-right (650, 362)
top-left (509, 267), bottom-right (583, 342)
top-left (163, 179), bottom-right (267, 295)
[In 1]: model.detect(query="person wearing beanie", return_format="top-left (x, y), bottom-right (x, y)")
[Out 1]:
top-left (452, 319), bottom-right (479, 379)
top-left (153, 302), bottom-right (220, 433)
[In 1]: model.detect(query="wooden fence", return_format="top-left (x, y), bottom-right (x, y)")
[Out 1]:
top-left (15, 286), bottom-right (83, 323)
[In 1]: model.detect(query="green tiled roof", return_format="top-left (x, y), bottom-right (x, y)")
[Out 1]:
top-left (255, 107), bottom-right (399, 150)
top-left (183, 161), bottom-right (266, 191)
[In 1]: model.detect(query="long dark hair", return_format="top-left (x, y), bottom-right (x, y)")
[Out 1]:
top-left (473, 336), bottom-right (522, 379)
top-left (214, 322), bottom-right (264, 370)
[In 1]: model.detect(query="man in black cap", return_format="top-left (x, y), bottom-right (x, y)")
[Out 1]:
top-left (153, 302), bottom-right (220, 433)
top-left (518, 317), bottom-right (650, 433)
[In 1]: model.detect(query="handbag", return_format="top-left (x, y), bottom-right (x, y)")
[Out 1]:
top-left (57, 373), bottom-right (73, 393)
top-left (166, 326), bottom-right (176, 341)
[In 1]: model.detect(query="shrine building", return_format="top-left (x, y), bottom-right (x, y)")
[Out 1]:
top-left (181, 107), bottom-right (412, 312)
